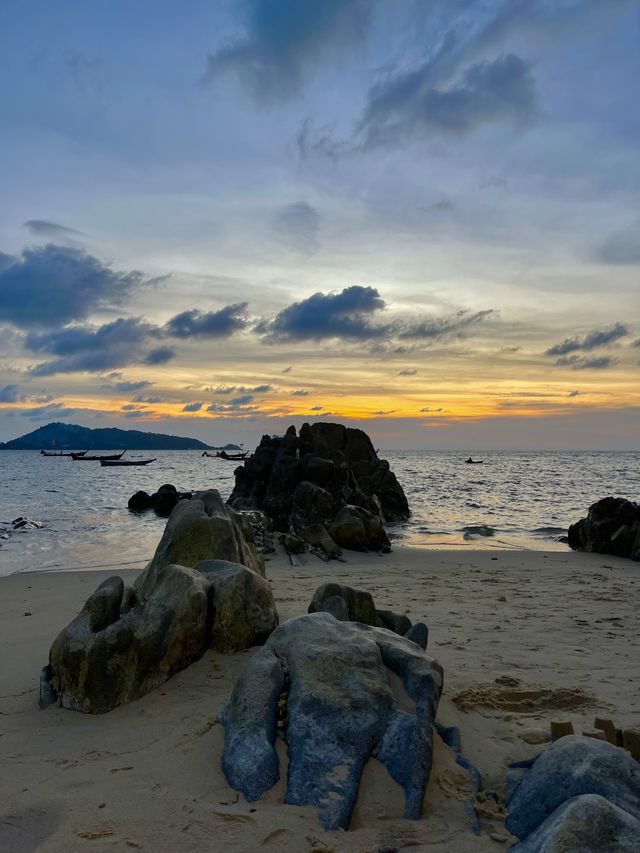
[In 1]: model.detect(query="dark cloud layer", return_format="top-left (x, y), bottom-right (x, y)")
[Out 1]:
top-left (555, 355), bottom-right (617, 371)
top-left (0, 244), bottom-right (146, 329)
top-left (546, 323), bottom-right (630, 356)
top-left (258, 285), bottom-right (388, 342)
top-left (164, 304), bottom-right (248, 338)
top-left (359, 53), bottom-right (537, 148)
top-left (26, 318), bottom-right (165, 376)
top-left (202, 0), bottom-right (374, 99)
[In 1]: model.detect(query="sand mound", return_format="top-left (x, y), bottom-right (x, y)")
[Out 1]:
top-left (453, 679), bottom-right (593, 713)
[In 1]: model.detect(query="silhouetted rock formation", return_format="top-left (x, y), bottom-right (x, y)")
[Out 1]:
top-left (568, 497), bottom-right (640, 561)
top-left (128, 483), bottom-right (193, 516)
top-left (227, 422), bottom-right (409, 554)
top-left (220, 611), bottom-right (442, 830)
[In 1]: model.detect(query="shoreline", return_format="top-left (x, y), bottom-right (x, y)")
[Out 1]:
top-left (2, 546), bottom-right (639, 851)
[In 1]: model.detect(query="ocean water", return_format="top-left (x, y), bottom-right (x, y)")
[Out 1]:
top-left (0, 449), bottom-right (638, 577)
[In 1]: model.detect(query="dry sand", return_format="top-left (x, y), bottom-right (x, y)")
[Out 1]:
top-left (1, 546), bottom-right (639, 852)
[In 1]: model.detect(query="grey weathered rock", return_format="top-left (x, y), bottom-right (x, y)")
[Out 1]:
top-left (196, 559), bottom-right (279, 653)
top-left (221, 612), bottom-right (443, 830)
top-left (44, 558), bottom-right (279, 713)
top-left (328, 504), bottom-right (390, 552)
top-left (278, 532), bottom-right (306, 555)
top-left (308, 582), bottom-right (377, 625)
top-left (136, 489), bottom-right (264, 598)
top-left (377, 608), bottom-right (412, 636)
top-left (315, 595), bottom-right (349, 621)
top-left (48, 565), bottom-right (210, 713)
top-left (405, 621), bottom-right (429, 650)
top-left (507, 736), bottom-right (640, 841)
top-left (568, 496), bottom-right (640, 561)
top-left (510, 793), bottom-right (640, 852)
top-left (290, 480), bottom-right (334, 530)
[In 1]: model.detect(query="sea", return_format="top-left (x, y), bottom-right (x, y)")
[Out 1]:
top-left (0, 450), bottom-right (638, 577)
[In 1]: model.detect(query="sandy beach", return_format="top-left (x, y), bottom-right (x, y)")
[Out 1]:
top-left (1, 545), bottom-right (638, 852)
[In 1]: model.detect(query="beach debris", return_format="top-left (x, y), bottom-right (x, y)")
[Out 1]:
top-left (227, 422), bottom-right (409, 555)
top-left (551, 720), bottom-right (574, 741)
top-left (307, 582), bottom-right (429, 648)
top-left (128, 483), bottom-right (193, 516)
top-left (11, 516), bottom-right (43, 529)
top-left (568, 496), bottom-right (640, 561)
top-left (220, 612), bottom-right (442, 830)
top-left (506, 735), bottom-right (640, 849)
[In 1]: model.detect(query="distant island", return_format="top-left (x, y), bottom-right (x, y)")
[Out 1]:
top-left (0, 422), bottom-right (242, 452)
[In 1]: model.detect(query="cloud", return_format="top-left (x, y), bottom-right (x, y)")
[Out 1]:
top-left (209, 384), bottom-right (273, 395)
top-left (546, 323), bottom-right (630, 356)
top-left (112, 380), bottom-right (154, 393)
top-left (258, 285), bottom-right (389, 342)
top-left (164, 303), bottom-right (248, 339)
top-left (143, 346), bottom-right (176, 365)
top-left (399, 309), bottom-right (495, 341)
top-left (23, 220), bottom-right (86, 240)
top-left (568, 390), bottom-right (580, 397)
top-left (19, 402), bottom-right (87, 420)
top-left (599, 220), bottom-right (640, 265)
top-left (555, 355), bottom-right (618, 370)
top-left (0, 244), bottom-right (148, 328)
top-left (398, 369), bottom-right (417, 376)
top-left (0, 384), bottom-right (21, 402)
top-left (26, 317), bottom-right (168, 375)
top-left (420, 407), bottom-right (443, 413)
top-left (633, 339), bottom-right (640, 348)
top-left (358, 52), bottom-right (536, 148)
top-left (291, 389), bottom-right (309, 396)
top-left (182, 402), bottom-right (203, 412)
top-left (202, 0), bottom-right (374, 100)
top-left (282, 366), bottom-right (292, 373)
top-left (310, 405), bottom-right (323, 411)
top-left (230, 394), bottom-right (254, 406)
top-left (274, 202), bottom-right (320, 255)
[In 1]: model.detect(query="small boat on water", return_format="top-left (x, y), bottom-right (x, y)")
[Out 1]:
top-left (41, 449), bottom-right (88, 457)
top-left (72, 450), bottom-right (127, 461)
top-left (202, 450), bottom-right (248, 460)
top-left (465, 457), bottom-right (484, 464)
top-left (100, 458), bottom-right (156, 467)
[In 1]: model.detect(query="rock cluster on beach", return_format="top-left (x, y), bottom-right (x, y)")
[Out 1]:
top-left (227, 421), bottom-right (409, 556)
top-left (221, 610), bottom-right (443, 830)
top-left (128, 483), bottom-right (193, 517)
top-left (568, 496), bottom-right (640, 561)
top-left (506, 735), bottom-right (640, 851)
top-left (41, 490), bottom-right (278, 713)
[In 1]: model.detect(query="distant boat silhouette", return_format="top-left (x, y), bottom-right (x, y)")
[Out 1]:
top-left (465, 457), bottom-right (484, 464)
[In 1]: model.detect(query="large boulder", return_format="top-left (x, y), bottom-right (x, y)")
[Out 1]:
top-left (506, 736), bottom-right (640, 842)
top-left (308, 582), bottom-right (378, 625)
top-left (221, 612), bottom-right (443, 830)
top-left (227, 423), bottom-right (410, 546)
top-left (328, 504), bottom-right (390, 552)
top-left (41, 492), bottom-right (279, 714)
top-left (510, 793), bottom-right (640, 853)
top-left (47, 565), bottom-right (210, 714)
top-left (568, 497), bottom-right (640, 561)
top-left (137, 489), bottom-right (264, 598)
top-left (196, 560), bottom-right (279, 653)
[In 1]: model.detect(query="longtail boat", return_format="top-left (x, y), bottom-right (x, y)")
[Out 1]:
top-left (72, 450), bottom-right (127, 461)
top-left (100, 458), bottom-right (156, 467)
top-left (41, 449), bottom-right (88, 457)
top-left (202, 450), bottom-right (248, 460)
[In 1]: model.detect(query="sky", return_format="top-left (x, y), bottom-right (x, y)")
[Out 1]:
top-left (0, 0), bottom-right (638, 450)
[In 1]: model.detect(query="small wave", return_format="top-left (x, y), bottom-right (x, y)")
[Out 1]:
top-left (461, 524), bottom-right (496, 537)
